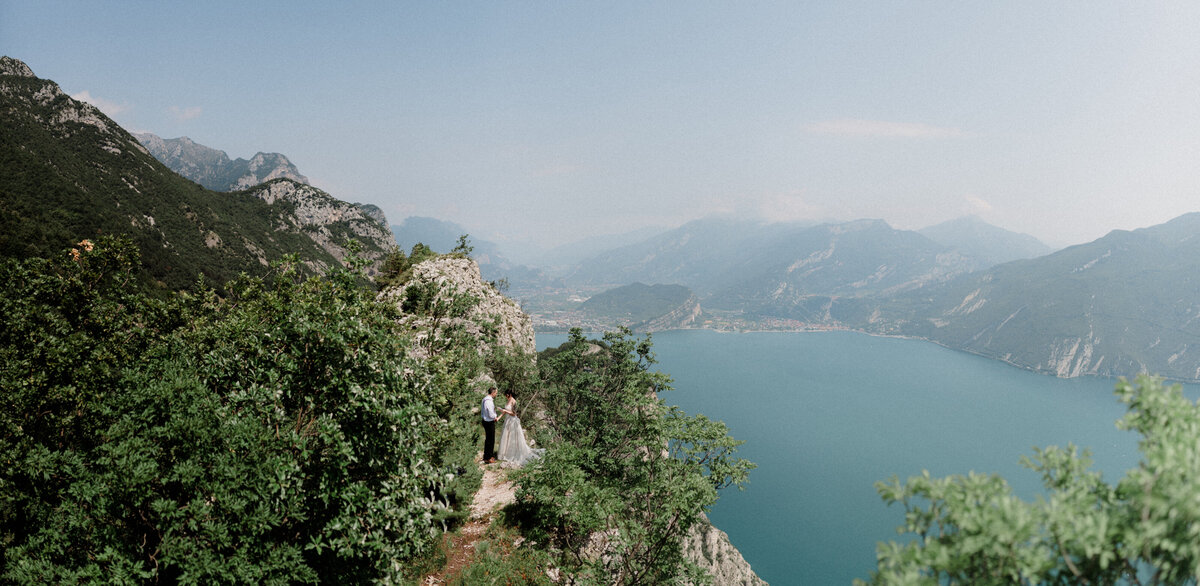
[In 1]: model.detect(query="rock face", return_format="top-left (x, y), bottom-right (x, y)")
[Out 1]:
top-left (1, 56), bottom-right (140, 158)
top-left (378, 256), bottom-right (535, 359)
top-left (244, 179), bottom-right (395, 275)
top-left (682, 514), bottom-right (768, 585)
top-left (134, 132), bottom-right (309, 191)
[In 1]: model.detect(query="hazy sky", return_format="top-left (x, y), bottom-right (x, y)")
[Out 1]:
top-left (5, 1), bottom-right (1200, 253)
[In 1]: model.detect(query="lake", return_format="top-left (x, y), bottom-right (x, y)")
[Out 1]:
top-left (536, 329), bottom-right (1150, 584)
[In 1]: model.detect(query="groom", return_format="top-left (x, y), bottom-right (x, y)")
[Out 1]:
top-left (481, 386), bottom-right (499, 463)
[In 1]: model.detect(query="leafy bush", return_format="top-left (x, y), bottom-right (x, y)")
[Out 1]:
top-left (861, 375), bottom-right (1200, 585)
top-left (511, 328), bottom-right (754, 585)
top-left (0, 237), bottom-right (481, 583)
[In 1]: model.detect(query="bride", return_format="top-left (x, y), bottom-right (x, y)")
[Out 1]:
top-left (497, 390), bottom-right (544, 466)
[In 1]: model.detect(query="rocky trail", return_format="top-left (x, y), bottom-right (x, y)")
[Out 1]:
top-left (420, 455), bottom-right (518, 585)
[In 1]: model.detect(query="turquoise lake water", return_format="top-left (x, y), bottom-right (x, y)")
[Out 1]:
top-left (536, 329), bottom-right (1155, 584)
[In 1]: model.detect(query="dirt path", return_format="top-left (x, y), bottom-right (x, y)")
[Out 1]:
top-left (420, 455), bottom-right (518, 585)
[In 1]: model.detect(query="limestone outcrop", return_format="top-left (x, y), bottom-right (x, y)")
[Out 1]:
top-left (245, 178), bottom-right (395, 275)
top-left (682, 514), bottom-right (768, 585)
top-left (378, 256), bottom-right (535, 361)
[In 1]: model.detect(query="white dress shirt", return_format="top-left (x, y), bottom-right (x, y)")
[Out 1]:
top-left (481, 394), bottom-right (497, 422)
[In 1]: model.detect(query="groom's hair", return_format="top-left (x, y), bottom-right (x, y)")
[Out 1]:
top-left (488, 386), bottom-right (498, 395)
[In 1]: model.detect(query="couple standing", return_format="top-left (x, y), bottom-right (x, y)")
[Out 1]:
top-left (481, 387), bottom-right (543, 466)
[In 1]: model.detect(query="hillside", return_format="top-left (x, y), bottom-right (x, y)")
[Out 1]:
top-left (0, 57), bottom-right (393, 290)
top-left (567, 217), bottom-right (976, 304)
top-left (867, 213), bottom-right (1200, 381)
top-left (581, 282), bottom-right (701, 330)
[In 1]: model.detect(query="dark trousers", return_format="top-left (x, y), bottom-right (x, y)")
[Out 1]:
top-left (482, 419), bottom-right (496, 461)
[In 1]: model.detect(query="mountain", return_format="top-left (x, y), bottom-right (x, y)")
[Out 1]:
top-left (134, 132), bottom-right (309, 191)
top-left (527, 225), bottom-right (669, 270)
top-left (871, 213), bottom-right (1200, 381)
top-left (566, 217), bottom-right (794, 294)
top-left (567, 217), bottom-right (976, 306)
top-left (705, 219), bottom-right (975, 318)
top-left (919, 215), bottom-right (1054, 268)
top-left (0, 56), bottom-right (393, 290)
top-left (581, 282), bottom-right (701, 330)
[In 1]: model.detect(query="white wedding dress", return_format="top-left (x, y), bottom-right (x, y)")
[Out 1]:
top-left (497, 400), bottom-right (545, 466)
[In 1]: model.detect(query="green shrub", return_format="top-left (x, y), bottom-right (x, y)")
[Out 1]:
top-left (512, 328), bottom-right (754, 585)
top-left (0, 237), bottom-right (482, 583)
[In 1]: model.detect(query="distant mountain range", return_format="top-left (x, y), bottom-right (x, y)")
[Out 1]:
top-left (134, 132), bottom-right (309, 192)
top-left (564, 216), bottom-right (1028, 300)
top-left (0, 56), bottom-right (394, 290)
top-left (559, 212), bottom-right (1200, 382)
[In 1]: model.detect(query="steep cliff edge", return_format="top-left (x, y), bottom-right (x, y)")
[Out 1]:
top-left (378, 256), bottom-right (535, 360)
top-left (244, 178), bottom-right (395, 275)
top-left (683, 514), bottom-right (768, 586)
top-left (381, 256), bottom-right (765, 584)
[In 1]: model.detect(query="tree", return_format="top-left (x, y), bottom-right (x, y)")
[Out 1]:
top-left (0, 237), bottom-right (482, 583)
top-left (451, 234), bottom-right (473, 257)
top-left (513, 328), bottom-right (754, 585)
top-left (860, 375), bottom-right (1200, 586)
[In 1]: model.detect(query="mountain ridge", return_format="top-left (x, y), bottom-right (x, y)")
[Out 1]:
top-left (134, 132), bottom-right (309, 192)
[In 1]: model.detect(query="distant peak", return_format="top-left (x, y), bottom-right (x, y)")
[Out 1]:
top-left (0, 56), bottom-right (36, 78)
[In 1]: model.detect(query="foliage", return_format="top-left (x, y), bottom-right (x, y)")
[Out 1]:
top-left (375, 242), bottom-right (439, 291)
top-left (511, 328), bottom-right (754, 585)
top-left (860, 375), bottom-right (1200, 586)
top-left (0, 237), bottom-right (481, 583)
top-left (1, 69), bottom-right (393, 295)
top-left (448, 523), bottom-right (556, 586)
top-left (580, 282), bottom-right (694, 324)
top-left (452, 234), bottom-right (474, 257)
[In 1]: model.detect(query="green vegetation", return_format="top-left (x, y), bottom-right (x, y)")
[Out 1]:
top-left (0, 69), bottom-right (391, 295)
top-left (375, 242), bottom-right (439, 290)
top-left (0, 237), bottom-right (485, 583)
top-left (861, 376), bottom-right (1200, 585)
top-left (581, 282), bottom-right (694, 324)
top-left (511, 328), bottom-right (755, 584)
top-left (0, 236), bottom-right (752, 584)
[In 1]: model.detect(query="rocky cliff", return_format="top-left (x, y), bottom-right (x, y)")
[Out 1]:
top-left (378, 256), bottom-right (535, 360)
top-left (380, 258), bottom-right (765, 583)
top-left (683, 514), bottom-right (768, 586)
top-left (134, 132), bottom-right (309, 192)
top-left (244, 178), bottom-right (395, 275)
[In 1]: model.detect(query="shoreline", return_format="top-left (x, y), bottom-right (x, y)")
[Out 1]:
top-left (535, 325), bottom-right (1190, 385)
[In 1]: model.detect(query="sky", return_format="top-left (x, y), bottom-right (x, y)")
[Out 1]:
top-left (5, 1), bottom-right (1200, 258)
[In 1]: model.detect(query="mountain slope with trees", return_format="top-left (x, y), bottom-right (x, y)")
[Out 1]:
top-left (0, 56), bottom-right (392, 291)
top-left (868, 213), bottom-right (1200, 381)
